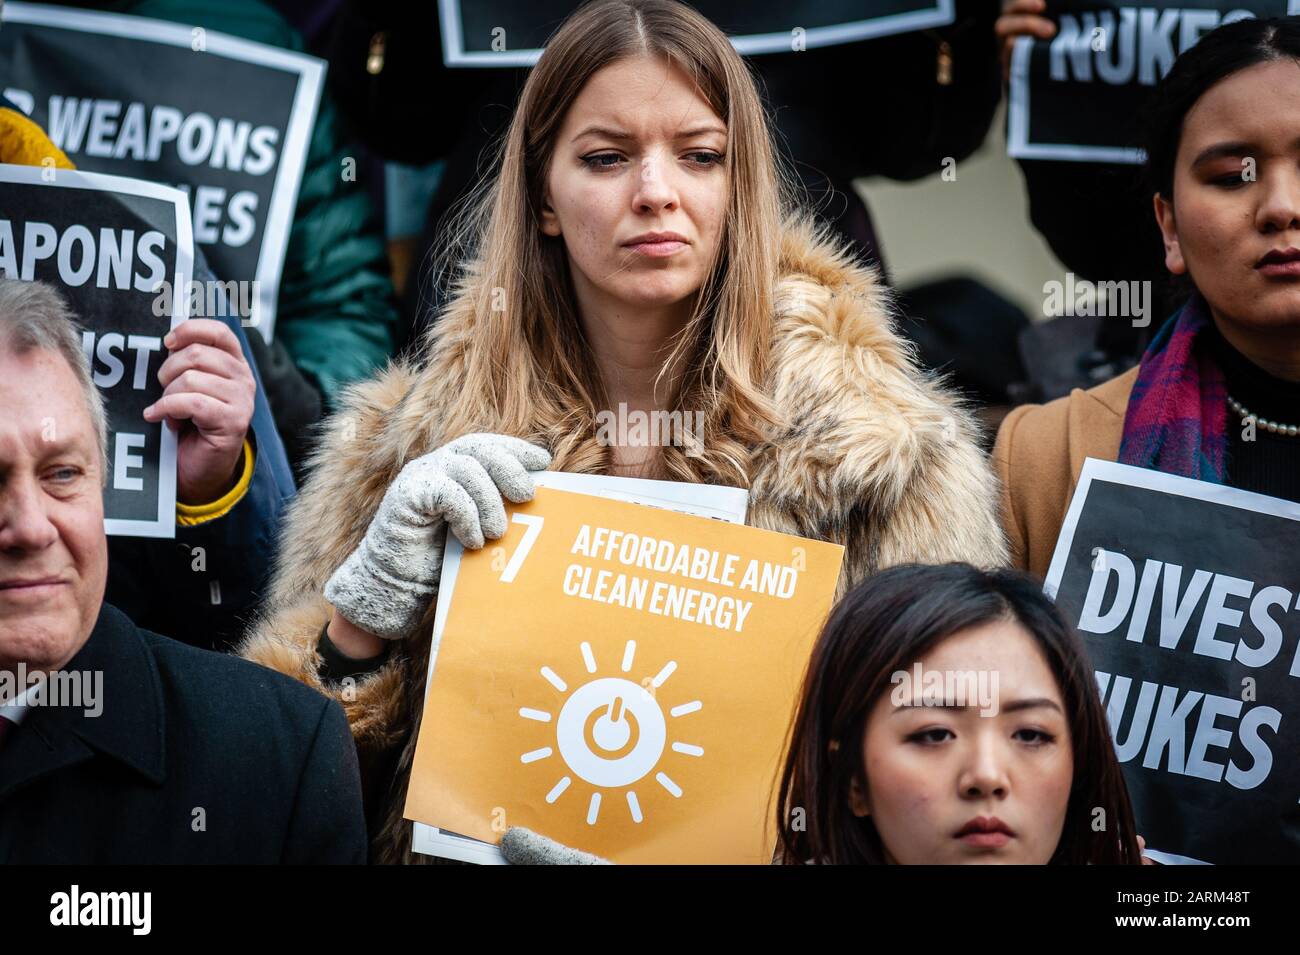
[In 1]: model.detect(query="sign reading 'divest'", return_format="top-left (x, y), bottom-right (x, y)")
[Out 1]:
top-left (436, 0), bottom-right (955, 65)
top-left (1045, 458), bottom-right (1300, 863)
top-left (0, 164), bottom-right (193, 538)
top-left (1008, 1), bottom-right (1300, 163)
top-left (0, 1), bottom-right (323, 341)
top-left (405, 487), bottom-right (845, 864)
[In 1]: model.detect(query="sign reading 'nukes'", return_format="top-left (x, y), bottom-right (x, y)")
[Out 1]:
top-left (1008, 1), bottom-right (1300, 163)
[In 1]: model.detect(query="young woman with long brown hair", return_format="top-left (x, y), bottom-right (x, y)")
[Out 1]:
top-left (241, 0), bottom-right (1007, 863)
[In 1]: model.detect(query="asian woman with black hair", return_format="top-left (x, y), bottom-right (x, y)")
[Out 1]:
top-left (777, 563), bottom-right (1143, 865)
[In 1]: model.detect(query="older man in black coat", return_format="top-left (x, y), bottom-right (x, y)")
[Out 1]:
top-left (0, 279), bottom-right (366, 864)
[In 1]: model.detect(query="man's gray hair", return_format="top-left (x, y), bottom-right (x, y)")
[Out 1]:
top-left (0, 278), bottom-right (109, 475)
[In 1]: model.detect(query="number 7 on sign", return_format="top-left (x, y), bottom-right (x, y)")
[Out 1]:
top-left (499, 513), bottom-right (544, 583)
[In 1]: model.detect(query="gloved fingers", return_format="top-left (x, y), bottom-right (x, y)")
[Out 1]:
top-left (496, 435), bottom-right (553, 472)
top-left (419, 470), bottom-right (484, 550)
top-left (362, 511), bottom-right (447, 590)
top-left (467, 444), bottom-right (542, 504)
top-left (386, 455), bottom-right (456, 526)
top-left (453, 434), bottom-right (552, 474)
top-left (440, 452), bottom-right (508, 542)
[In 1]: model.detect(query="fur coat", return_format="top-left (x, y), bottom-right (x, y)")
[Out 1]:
top-left (239, 218), bottom-right (1009, 863)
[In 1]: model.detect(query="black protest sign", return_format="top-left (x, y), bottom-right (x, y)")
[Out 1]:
top-left (0, 164), bottom-right (193, 538)
top-left (0, 1), bottom-right (323, 341)
top-left (438, 0), bottom-right (955, 65)
top-left (1008, 1), bottom-right (1297, 163)
top-left (1046, 458), bottom-right (1300, 863)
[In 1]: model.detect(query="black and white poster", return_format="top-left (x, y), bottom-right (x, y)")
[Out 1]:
top-left (0, 1), bottom-right (323, 341)
top-left (1045, 458), bottom-right (1300, 864)
top-left (436, 0), bottom-right (955, 65)
top-left (1008, 1), bottom-right (1300, 163)
top-left (0, 164), bottom-right (193, 538)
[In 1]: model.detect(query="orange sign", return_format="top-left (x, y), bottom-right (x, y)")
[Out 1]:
top-left (404, 487), bottom-right (844, 864)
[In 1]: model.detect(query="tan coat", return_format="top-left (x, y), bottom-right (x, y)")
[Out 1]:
top-left (993, 367), bottom-right (1138, 579)
top-left (239, 218), bottom-right (1009, 862)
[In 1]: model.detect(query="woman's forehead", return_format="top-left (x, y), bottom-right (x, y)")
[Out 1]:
top-left (915, 620), bottom-right (1061, 696)
top-left (1180, 59), bottom-right (1300, 156)
top-left (563, 56), bottom-right (725, 139)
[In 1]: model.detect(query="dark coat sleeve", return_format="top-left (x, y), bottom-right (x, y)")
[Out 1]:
top-left (105, 431), bottom-right (287, 652)
top-left (280, 698), bottom-right (370, 864)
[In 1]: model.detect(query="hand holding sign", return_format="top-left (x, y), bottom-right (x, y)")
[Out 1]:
top-left (143, 319), bottom-right (253, 505)
top-left (995, 0), bottom-right (1056, 80)
top-left (1006, 2), bottom-right (1291, 162)
top-left (324, 433), bottom-right (552, 641)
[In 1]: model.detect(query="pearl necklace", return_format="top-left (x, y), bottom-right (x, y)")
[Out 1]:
top-left (1228, 395), bottom-right (1300, 437)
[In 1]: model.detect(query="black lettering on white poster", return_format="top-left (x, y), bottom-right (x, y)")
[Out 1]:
top-left (0, 1), bottom-right (323, 340)
top-left (1046, 458), bottom-right (1300, 863)
top-left (1008, 1), bottom-right (1300, 163)
top-left (437, 0), bottom-right (955, 65)
top-left (0, 164), bottom-right (193, 538)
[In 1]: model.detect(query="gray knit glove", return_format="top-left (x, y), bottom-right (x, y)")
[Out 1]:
top-left (324, 433), bottom-right (551, 640)
top-left (500, 827), bottom-right (612, 865)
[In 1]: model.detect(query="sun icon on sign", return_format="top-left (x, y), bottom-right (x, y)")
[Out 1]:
top-left (518, 640), bottom-right (703, 826)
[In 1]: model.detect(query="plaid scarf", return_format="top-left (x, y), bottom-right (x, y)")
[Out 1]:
top-left (1117, 294), bottom-right (1228, 482)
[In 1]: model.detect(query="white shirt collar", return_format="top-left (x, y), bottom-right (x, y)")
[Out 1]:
top-left (0, 680), bottom-right (36, 726)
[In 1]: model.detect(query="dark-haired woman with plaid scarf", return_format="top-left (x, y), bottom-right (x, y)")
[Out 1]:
top-left (996, 16), bottom-right (1300, 579)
